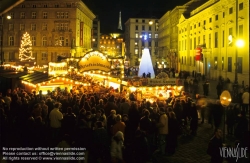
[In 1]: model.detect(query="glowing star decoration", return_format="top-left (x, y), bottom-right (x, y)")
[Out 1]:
top-left (19, 32), bottom-right (35, 61)
top-left (138, 48), bottom-right (155, 78)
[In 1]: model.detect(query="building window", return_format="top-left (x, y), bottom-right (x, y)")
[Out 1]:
top-left (228, 57), bottom-right (232, 72)
top-left (135, 48), bottom-right (138, 55)
top-left (155, 41), bottom-right (158, 47)
top-left (43, 12), bottom-right (48, 19)
top-left (204, 20), bottom-right (206, 25)
top-left (198, 36), bottom-right (200, 45)
top-left (60, 36), bottom-right (64, 46)
top-left (20, 12), bottom-right (25, 19)
top-left (55, 4), bottom-right (59, 8)
top-left (65, 38), bottom-right (69, 46)
top-left (41, 52), bottom-right (48, 60)
top-left (194, 24), bottom-right (196, 28)
top-left (31, 24), bottom-right (36, 30)
top-left (148, 41), bottom-right (151, 47)
top-left (237, 57), bottom-right (242, 73)
top-left (203, 35), bottom-right (205, 45)
top-left (32, 12), bottom-right (36, 19)
top-left (60, 12), bottom-right (64, 19)
top-left (215, 15), bottom-right (218, 20)
top-left (44, 4), bottom-right (47, 8)
top-left (223, 12), bottom-right (225, 18)
top-left (181, 56), bottom-right (183, 64)
top-left (214, 57), bottom-right (218, 70)
top-left (229, 7), bottom-right (233, 14)
top-left (194, 57), bottom-right (196, 66)
top-left (33, 4), bottom-right (36, 8)
top-left (190, 38), bottom-right (192, 49)
top-left (21, 4), bottom-right (25, 8)
top-left (239, 25), bottom-right (243, 38)
top-left (185, 39), bottom-right (186, 50)
top-left (142, 20), bottom-right (145, 23)
top-left (209, 33), bottom-right (211, 48)
top-left (31, 36), bottom-right (36, 46)
top-left (9, 24), bottom-right (14, 30)
top-left (42, 36), bottom-right (47, 46)
top-left (239, 2), bottom-right (243, 10)
top-left (214, 32), bottom-right (218, 48)
top-left (136, 19), bottom-right (138, 22)
top-left (209, 17), bottom-right (212, 23)
top-left (135, 25), bottom-right (138, 30)
top-left (142, 25), bottom-right (145, 30)
top-left (222, 57), bottom-right (224, 70)
top-left (64, 23), bottom-right (68, 30)
top-left (42, 23), bottom-right (47, 30)
top-left (10, 12), bottom-right (14, 19)
top-left (20, 24), bottom-right (25, 30)
top-left (65, 12), bottom-right (68, 18)
top-left (135, 41), bottom-right (138, 46)
top-left (155, 34), bottom-right (158, 38)
top-left (9, 36), bottom-right (14, 46)
top-left (9, 52), bottom-right (15, 61)
top-left (222, 30), bottom-right (225, 47)
top-left (149, 26), bottom-right (151, 31)
top-left (135, 33), bottom-right (138, 38)
top-left (57, 12), bottom-right (60, 18)
top-left (229, 27), bottom-right (233, 36)
top-left (148, 33), bottom-right (152, 38)
top-left (194, 37), bottom-right (196, 49)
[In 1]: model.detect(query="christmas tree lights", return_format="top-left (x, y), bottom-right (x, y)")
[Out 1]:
top-left (19, 32), bottom-right (35, 61)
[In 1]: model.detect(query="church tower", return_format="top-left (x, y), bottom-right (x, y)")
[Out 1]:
top-left (118, 11), bottom-right (122, 30)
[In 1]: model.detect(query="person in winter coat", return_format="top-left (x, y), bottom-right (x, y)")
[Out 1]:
top-left (111, 131), bottom-right (125, 163)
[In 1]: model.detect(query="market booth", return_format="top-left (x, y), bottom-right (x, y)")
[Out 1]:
top-left (125, 72), bottom-right (183, 102)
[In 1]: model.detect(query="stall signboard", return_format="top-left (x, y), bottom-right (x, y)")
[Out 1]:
top-left (78, 51), bottom-right (111, 72)
top-left (147, 78), bottom-right (177, 86)
top-left (48, 62), bottom-right (68, 76)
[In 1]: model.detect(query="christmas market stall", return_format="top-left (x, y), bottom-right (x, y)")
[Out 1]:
top-left (125, 72), bottom-right (183, 102)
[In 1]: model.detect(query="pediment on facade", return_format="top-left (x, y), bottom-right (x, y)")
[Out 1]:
top-left (179, 14), bottom-right (187, 24)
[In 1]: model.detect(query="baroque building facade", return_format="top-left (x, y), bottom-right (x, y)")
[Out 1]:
top-left (177, 0), bottom-right (249, 84)
top-left (1, 0), bottom-right (95, 66)
top-left (124, 18), bottom-right (159, 67)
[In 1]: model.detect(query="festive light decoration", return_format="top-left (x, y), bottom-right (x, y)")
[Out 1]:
top-left (19, 32), bottom-right (35, 61)
top-left (138, 48), bottom-right (155, 78)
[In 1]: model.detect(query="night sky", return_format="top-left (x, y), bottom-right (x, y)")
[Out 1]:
top-left (83, 0), bottom-right (190, 33)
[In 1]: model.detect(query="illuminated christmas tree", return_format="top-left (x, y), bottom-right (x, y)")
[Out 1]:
top-left (19, 32), bottom-right (34, 61)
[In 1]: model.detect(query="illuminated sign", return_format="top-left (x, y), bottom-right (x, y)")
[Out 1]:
top-left (78, 51), bottom-right (111, 72)
top-left (48, 62), bottom-right (68, 76)
top-left (147, 78), bottom-right (177, 86)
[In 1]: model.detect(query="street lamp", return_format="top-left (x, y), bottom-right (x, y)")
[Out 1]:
top-left (220, 90), bottom-right (232, 143)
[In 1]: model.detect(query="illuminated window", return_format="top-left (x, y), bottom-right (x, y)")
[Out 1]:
top-left (135, 48), bottom-right (138, 55)
top-left (42, 36), bottom-right (47, 46)
top-left (135, 32), bottom-right (139, 38)
top-left (20, 24), bottom-right (25, 30)
top-left (149, 33), bottom-right (152, 38)
top-left (42, 23), bottom-right (47, 30)
top-left (60, 36), bottom-right (64, 46)
top-left (65, 12), bottom-right (68, 18)
top-left (43, 12), bottom-right (48, 19)
top-left (60, 12), bottom-right (64, 18)
top-left (214, 57), bottom-right (218, 70)
top-left (135, 41), bottom-right (138, 46)
top-left (9, 36), bottom-right (14, 46)
top-left (57, 12), bottom-right (60, 18)
top-left (31, 24), bottom-right (36, 30)
top-left (32, 12), bottom-right (36, 19)
top-left (20, 12), bottom-right (25, 19)
top-left (41, 52), bottom-right (48, 60)
top-left (31, 36), bottom-right (36, 46)
top-left (155, 34), bottom-right (158, 38)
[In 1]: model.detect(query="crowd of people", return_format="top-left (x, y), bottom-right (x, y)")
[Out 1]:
top-left (0, 83), bottom-right (202, 163)
top-left (0, 74), bottom-right (249, 163)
